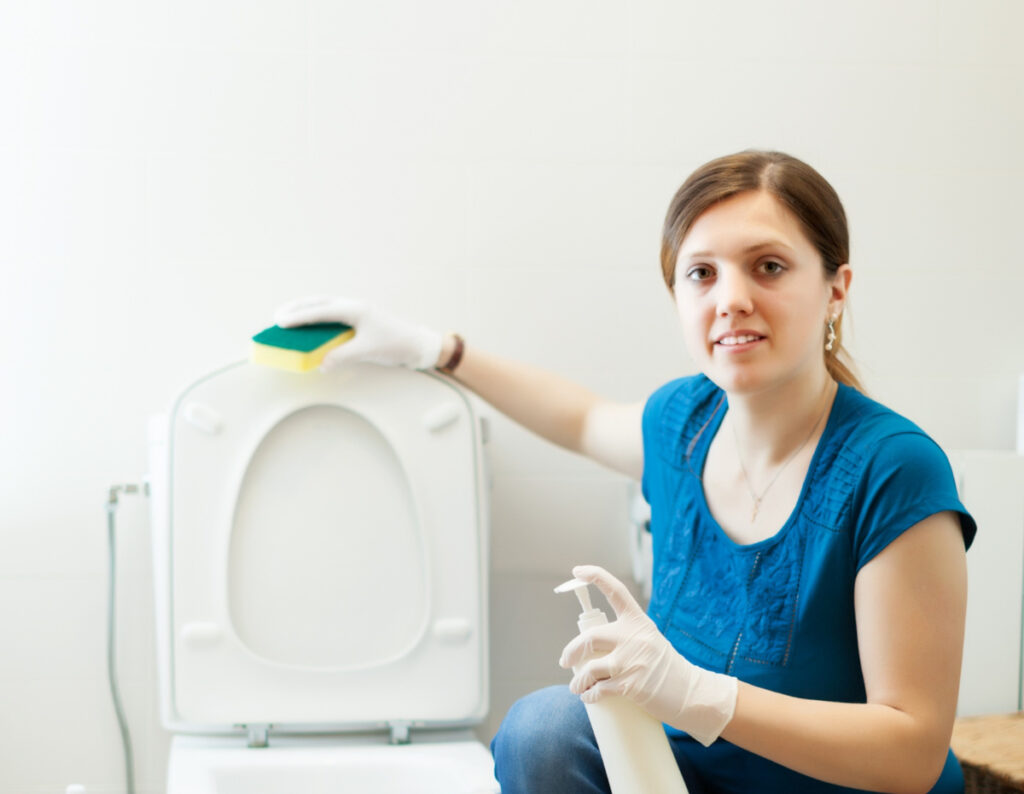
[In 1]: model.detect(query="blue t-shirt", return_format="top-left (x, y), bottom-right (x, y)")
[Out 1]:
top-left (641, 375), bottom-right (976, 794)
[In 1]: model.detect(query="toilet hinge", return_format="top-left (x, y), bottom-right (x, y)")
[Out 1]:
top-left (389, 720), bottom-right (412, 745)
top-left (243, 724), bottom-right (271, 748)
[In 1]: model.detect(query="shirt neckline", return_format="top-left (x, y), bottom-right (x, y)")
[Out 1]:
top-left (693, 380), bottom-right (848, 552)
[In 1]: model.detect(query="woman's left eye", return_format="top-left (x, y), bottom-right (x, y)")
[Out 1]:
top-left (759, 260), bottom-right (784, 275)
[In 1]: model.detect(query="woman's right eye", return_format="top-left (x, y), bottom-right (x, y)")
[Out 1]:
top-left (686, 265), bottom-right (714, 282)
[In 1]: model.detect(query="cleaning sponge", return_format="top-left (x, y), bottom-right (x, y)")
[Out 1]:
top-left (250, 322), bottom-right (354, 372)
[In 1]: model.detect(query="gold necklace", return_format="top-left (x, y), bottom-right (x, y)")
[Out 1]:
top-left (730, 382), bottom-right (835, 522)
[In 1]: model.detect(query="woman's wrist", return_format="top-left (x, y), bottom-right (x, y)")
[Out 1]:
top-left (436, 332), bottom-right (465, 373)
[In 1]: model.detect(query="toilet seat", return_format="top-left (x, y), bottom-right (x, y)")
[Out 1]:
top-left (148, 361), bottom-right (489, 734)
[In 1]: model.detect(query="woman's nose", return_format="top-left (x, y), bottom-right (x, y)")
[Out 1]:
top-left (716, 267), bottom-right (754, 317)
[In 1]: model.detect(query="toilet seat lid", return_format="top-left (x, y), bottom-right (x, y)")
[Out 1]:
top-left (153, 362), bottom-right (488, 730)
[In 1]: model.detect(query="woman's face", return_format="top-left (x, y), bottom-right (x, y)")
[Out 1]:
top-left (673, 189), bottom-right (849, 396)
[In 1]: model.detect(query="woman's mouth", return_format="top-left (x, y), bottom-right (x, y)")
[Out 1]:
top-left (713, 332), bottom-right (766, 351)
top-left (716, 334), bottom-right (763, 346)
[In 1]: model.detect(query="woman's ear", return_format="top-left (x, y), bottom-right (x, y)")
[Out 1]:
top-left (829, 264), bottom-right (852, 316)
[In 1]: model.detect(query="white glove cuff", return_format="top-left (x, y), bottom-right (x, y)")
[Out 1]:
top-left (683, 670), bottom-right (738, 747)
top-left (413, 326), bottom-right (445, 370)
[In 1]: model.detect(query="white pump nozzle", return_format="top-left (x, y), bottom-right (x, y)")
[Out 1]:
top-left (555, 577), bottom-right (608, 633)
top-left (554, 578), bottom-right (593, 610)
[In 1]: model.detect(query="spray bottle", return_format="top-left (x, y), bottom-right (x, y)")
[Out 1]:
top-left (555, 578), bottom-right (689, 794)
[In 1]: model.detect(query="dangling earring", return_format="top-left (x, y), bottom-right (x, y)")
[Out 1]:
top-left (825, 317), bottom-right (837, 352)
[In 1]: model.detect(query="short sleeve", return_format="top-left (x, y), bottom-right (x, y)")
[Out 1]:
top-left (850, 430), bottom-right (976, 572)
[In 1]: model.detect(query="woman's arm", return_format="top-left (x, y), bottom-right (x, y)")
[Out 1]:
top-left (719, 511), bottom-right (967, 794)
top-left (439, 334), bottom-right (645, 480)
top-left (274, 299), bottom-right (646, 479)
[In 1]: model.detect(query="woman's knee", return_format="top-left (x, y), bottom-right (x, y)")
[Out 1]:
top-left (491, 685), bottom-right (606, 793)
top-left (494, 685), bottom-right (589, 747)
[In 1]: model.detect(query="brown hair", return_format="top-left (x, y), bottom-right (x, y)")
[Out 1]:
top-left (661, 150), bottom-right (862, 391)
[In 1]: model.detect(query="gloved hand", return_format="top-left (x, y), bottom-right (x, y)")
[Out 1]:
top-left (558, 564), bottom-right (738, 747)
top-left (274, 296), bottom-right (444, 372)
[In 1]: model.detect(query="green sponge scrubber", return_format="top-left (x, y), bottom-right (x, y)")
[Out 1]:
top-left (251, 322), bottom-right (355, 372)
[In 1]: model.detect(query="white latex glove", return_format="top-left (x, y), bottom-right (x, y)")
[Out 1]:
top-left (558, 564), bottom-right (738, 747)
top-left (274, 296), bottom-right (444, 372)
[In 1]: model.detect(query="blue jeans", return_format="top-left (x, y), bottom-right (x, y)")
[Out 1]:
top-left (490, 685), bottom-right (708, 794)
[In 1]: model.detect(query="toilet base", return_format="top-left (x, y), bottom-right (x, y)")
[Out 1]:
top-left (167, 731), bottom-right (500, 793)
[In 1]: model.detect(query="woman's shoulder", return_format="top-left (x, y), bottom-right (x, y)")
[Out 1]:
top-left (831, 384), bottom-right (939, 453)
top-left (823, 385), bottom-right (975, 565)
top-left (646, 373), bottom-right (720, 415)
top-left (642, 374), bottom-right (724, 469)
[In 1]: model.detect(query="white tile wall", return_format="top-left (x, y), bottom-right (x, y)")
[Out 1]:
top-left (1, 0), bottom-right (1022, 790)
top-left (951, 451), bottom-right (1024, 717)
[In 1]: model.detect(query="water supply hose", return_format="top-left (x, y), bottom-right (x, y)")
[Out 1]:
top-left (106, 483), bottom-right (146, 794)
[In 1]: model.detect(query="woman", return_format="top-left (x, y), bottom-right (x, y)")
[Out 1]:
top-left (275, 150), bottom-right (975, 793)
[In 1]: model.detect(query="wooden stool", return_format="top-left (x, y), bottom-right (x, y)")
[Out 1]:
top-left (952, 713), bottom-right (1024, 793)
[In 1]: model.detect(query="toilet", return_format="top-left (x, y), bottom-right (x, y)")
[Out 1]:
top-left (147, 360), bottom-right (500, 793)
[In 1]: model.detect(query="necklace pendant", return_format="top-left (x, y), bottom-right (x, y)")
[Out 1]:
top-left (751, 499), bottom-right (760, 521)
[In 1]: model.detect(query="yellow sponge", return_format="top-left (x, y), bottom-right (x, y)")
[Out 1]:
top-left (250, 323), bottom-right (355, 372)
